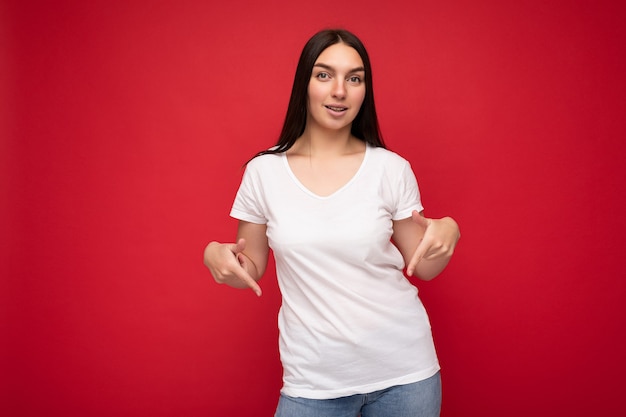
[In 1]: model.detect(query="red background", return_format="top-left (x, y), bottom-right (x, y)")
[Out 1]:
top-left (2, 0), bottom-right (625, 415)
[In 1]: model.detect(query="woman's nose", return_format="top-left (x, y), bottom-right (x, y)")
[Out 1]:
top-left (331, 80), bottom-right (346, 98)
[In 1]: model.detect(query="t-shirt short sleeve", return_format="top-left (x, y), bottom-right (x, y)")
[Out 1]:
top-left (229, 164), bottom-right (267, 224)
top-left (391, 160), bottom-right (424, 221)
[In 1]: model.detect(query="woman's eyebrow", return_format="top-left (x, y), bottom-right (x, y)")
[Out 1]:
top-left (313, 63), bottom-right (365, 73)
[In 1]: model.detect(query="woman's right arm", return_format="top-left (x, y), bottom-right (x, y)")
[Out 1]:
top-left (203, 220), bottom-right (269, 297)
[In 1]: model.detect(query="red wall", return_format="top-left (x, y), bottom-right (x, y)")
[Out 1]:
top-left (3, 0), bottom-right (625, 415)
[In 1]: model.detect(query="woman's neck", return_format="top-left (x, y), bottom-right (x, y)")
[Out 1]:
top-left (293, 125), bottom-right (361, 157)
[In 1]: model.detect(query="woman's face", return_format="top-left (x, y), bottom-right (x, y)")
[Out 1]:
top-left (306, 43), bottom-right (366, 133)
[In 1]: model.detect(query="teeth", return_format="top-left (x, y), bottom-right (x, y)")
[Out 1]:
top-left (326, 106), bottom-right (346, 112)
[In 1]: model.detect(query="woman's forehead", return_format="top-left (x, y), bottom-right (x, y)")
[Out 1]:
top-left (314, 44), bottom-right (364, 73)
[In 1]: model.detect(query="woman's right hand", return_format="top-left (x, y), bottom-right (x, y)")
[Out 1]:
top-left (203, 239), bottom-right (262, 296)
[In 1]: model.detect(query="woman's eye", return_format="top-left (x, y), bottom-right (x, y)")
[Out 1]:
top-left (317, 72), bottom-right (330, 80)
top-left (348, 76), bottom-right (362, 83)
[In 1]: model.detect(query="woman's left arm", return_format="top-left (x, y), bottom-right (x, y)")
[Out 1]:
top-left (392, 210), bottom-right (460, 281)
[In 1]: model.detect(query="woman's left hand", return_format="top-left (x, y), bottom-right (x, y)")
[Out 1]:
top-left (406, 212), bottom-right (460, 277)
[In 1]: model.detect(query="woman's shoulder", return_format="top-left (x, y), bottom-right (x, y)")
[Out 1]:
top-left (244, 149), bottom-right (284, 171)
top-left (368, 145), bottom-right (411, 167)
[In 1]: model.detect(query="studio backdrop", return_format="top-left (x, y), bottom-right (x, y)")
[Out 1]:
top-left (2, 0), bottom-right (625, 416)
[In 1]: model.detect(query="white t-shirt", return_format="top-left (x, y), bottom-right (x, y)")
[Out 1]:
top-left (230, 144), bottom-right (440, 399)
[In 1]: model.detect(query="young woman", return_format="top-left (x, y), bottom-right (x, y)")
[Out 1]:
top-left (204, 29), bottom-right (460, 417)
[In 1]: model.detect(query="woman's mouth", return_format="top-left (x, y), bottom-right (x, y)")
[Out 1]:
top-left (324, 105), bottom-right (348, 112)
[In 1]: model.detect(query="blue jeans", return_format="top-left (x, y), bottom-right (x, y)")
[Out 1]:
top-left (274, 372), bottom-right (441, 417)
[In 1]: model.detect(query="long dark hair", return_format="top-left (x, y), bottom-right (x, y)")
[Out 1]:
top-left (254, 29), bottom-right (385, 159)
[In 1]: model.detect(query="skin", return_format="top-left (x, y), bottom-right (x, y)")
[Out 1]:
top-left (204, 42), bottom-right (460, 296)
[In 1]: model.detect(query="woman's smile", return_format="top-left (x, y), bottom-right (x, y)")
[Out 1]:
top-left (324, 104), bottom-right (349, 114)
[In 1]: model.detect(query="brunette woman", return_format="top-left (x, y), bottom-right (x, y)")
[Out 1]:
top-left (204, 29), bottom-right (460, 417)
